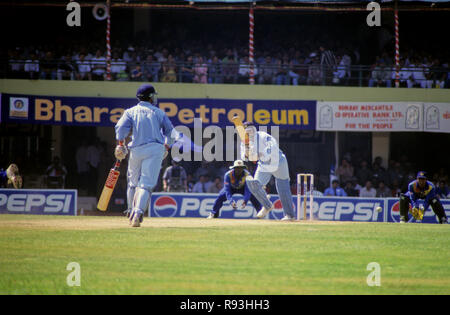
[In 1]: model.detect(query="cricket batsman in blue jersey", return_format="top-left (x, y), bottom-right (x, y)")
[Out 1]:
top-left (207, 160), bottom-right (262, 219)
top-left (399, 171), bottom-right (448, 224)
top-left (115, 84), bottom-right (180, 227)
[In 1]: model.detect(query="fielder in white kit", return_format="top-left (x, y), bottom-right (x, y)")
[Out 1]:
top-left (241, 122), bottom-right (296, 221)
top-left (114, 84), bottom-right (179, 227)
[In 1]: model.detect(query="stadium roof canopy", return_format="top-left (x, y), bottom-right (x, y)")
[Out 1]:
top-left (4, 0), bottom-right (450, 10)
top-left (4, 0), bottom-right (450, 3)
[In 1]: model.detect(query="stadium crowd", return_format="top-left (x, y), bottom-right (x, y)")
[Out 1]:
top-left (3, 43), bottom-right (449, 88)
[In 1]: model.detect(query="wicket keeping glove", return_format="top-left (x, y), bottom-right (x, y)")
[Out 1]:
top-left (410, 207), bottom-right (420, 220)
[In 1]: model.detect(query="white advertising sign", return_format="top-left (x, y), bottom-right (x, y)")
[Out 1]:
top-left (316, 102), bottom-right (424, 132)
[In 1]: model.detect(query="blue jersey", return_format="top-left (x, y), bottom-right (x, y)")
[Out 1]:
top-left (224, 169), bottom-right (251, 203)
top-left (115, 101), bottom-right (175, 148)
top-left (405, 180), bottom-right (437, 210)
top-left (324, 187), bottom-right (347, 197)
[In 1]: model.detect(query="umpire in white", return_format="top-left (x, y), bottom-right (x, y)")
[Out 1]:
top-left (115, 84), bottom-right (179, 227)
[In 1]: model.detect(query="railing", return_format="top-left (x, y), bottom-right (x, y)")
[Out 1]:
top-left (1, 59), bottom-right (449, 88)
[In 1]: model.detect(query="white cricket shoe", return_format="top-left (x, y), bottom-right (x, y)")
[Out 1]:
top-left (130, 210), bottom-right (143, 227)
top-left (256, 205), bottom-right (273, 219)
top-left (280, 215), bottom-right (295, 222)
top-left (206, 212), bottom-right (215, 219)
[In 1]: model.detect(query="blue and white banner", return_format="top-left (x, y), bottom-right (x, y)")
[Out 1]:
top-left (149, 193), bottom-right (385, 223)
top-left (0, 189), bottom-right (77, 216)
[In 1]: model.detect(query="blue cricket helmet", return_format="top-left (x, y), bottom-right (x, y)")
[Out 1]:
top-left (136, 83), bottom-right (157, 100)
top-left (416, 171), bottom-right (427, 179)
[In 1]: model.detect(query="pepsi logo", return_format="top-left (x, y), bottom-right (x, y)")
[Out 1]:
top-left (268, 198), bottom-right (296, 220)
top-left (390, 201), bottom-right (412, 223)
top-left (153, 195), bottom-right (178, 217)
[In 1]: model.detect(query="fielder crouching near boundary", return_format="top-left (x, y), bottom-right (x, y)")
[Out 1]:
top-left (399, 171), bottom-right (448, 224)
top-left (207, 160), bottom-right (262, 219)
top-left (114, 84), bottom-right (180, 227)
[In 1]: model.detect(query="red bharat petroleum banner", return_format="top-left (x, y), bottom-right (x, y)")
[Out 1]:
top-left (424, 103), bottom-right (450, 133)
top-left (316, 102), bottom-right (424, 132)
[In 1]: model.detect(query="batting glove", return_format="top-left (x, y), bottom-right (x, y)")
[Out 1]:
top-left (114, 144), bottom-right (128, 161)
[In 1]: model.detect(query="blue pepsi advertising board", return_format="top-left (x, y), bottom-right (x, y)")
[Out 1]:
top-left (0, 189), bottom-right (77, 216)
top-left (149, 193), bottom-right (386, 223)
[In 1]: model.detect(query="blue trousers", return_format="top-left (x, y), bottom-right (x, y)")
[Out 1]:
top-left (211, 187), bottom-right (262, 217)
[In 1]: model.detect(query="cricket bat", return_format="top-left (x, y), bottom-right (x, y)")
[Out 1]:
top-left (231, 115), bottom-right (246, 143)
top-left (97, 160), bottom-right (121, 211)
top-left (232, 115), bottom-right (258, 162)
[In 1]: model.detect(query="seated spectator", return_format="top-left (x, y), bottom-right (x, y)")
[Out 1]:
top-left (344, 181), bottom-right (358, 197)
top-left (238, 56), bottom-right (257, 84)
top-left (436, 180), bottom-right (450, 199)
top-left (162, 158), bottom-right (187, 192)
top-left (143, 54), bottom-right (160, 82)
top-left (207, 176), bottom-right (223, 193)
top-left (275, 57), bottom-right (289, 85)
top-left (91, 50), bottom-right (106, 80)
top-left (180, 55), bottom-right (194, 83)
top-left (307, 53), bottom-right (322, 85)
top-left (359, 180), bottom-right (376, 198)
top-left (376, 180), bottom-right (391, 197)
top-left (400, 61), bottom-right (414, 88)
top-left (287, 57), bottom-right (300, 85)
top-left (324, 180), bottom-right (347, 197)
top-left (294, 56), bottom-right (308, 85)
top-left (407, 60), bottom-right (424, 88)
top-left (40, 51), bottom-right (57, 80)
top-left (192, 175), bottom-right (212, 193)
top-left (24, 53), bottom-right (40, 80)
top-left (208, 56), bottom-right (222, 84)
top-left (371, 163), bottom-right (387, 187)
top-left (76, 54), bottom-right (92, 80)
top-left (186, 174), bottom-right (195, 193)
top-left (336, 158), bottom-right (354, 185)
top-left (413, 61), bottom-right (432, 88)
top-left (111, 52), bottom-right (127, 81)
top-left (57, 54), bottom-right (74, 80)
top-left (430, 59), bottom-right (446, 88)
top-left (222, 49), bottom-right (238, 84)
top-left (193, 56), bottom-right (208, 84)
top-left (332, 55), bottom-right (347, 85)
top-left (258, 56), bottom-right (276, 84)
top-left (351, 176), bottom-right (363, 193)
top-left (355, 160), bottom-right (372, 188)
top-left (130, 64), bottom-right (143, 81)
top-left (368, 61), bottom-right (392, 87)
top-left (45, 156), bottom-right (67, 188)
top-left (161, 55), bottom-right (177, 83)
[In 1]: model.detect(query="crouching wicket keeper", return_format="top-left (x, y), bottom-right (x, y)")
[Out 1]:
top-left (207, 160), bottom-right (262, 219)
top-left (399, 171), bottom-right (448, 224)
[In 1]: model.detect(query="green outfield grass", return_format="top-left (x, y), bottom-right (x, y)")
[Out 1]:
top-left (0, 214), bottom-right (449, 295)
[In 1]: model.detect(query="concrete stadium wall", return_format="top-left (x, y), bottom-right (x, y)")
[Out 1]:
top-left (1, 79), bottom-right (450, 102)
